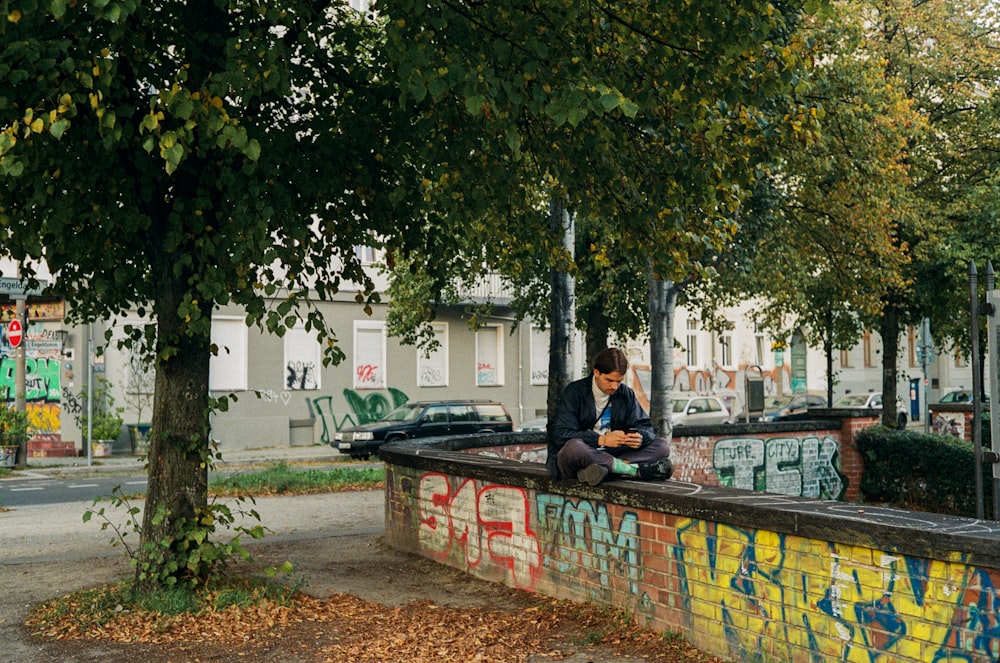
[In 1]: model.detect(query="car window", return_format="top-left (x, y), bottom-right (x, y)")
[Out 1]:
top-left (383, 404), bottom-right (424, 422)
top-left (871, 395), bottom-right (883, 408)
top-left (449, 404), bottom-right (476, 422)
top-left (706, 399), bottom-right (721, 413)
top-left (673, 399), bottom-right (689, 413)
top-left (423, 405), bottom-right (449, 424)
top-left (690, 399), bottom-right (708, 414)
top-left (475, 404), bottom-right (509, 422)
top-left (834, 395), bottom-right (869, 407)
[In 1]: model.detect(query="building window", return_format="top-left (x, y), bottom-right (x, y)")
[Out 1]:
top-left (840, 348), bottom-right (852, 368)
top-left (530, 325), bottom-right (548, 386)
top-left (685, 319), bottom-right (699, 367)
top-left (719, 329), bottom-right (733, 367)
top-left (284, 325), bottom-right (321, 390)
top-left (476, 325), bottom-right (504, 386)
top-left (353, 321), bottom-right (386, 389)
top-left (863, 333), bottom-right (874, 368)
top-left (209, 316), bottom-right (248, 391)
top-left (354, 245), bottom-right (382, 265)
top-left (417, 323), bottom-right (448, 387)
top-left (755, 334), bottom-right (766, 365)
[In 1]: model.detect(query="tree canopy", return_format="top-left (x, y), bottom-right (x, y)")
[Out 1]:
top-left (0, 0), bottom-right (406, 590)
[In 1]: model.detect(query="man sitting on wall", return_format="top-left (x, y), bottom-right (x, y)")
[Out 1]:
top-left (547, 347), bottom-right (673, 486)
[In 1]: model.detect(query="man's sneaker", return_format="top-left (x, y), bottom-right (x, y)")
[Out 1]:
top-left (577, 463), bottom-right (609, 487)
top-left (637, 458), bottom-right (673, 481)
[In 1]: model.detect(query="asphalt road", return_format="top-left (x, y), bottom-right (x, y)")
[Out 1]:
top-left (1, 472), bottom-right (148, 507)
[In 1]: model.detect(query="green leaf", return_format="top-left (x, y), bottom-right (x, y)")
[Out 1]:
top-left (465, 95), bottom-right (485, 116)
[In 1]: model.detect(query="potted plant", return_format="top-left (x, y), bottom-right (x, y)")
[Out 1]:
top-left (81, 376), bottom-right (125, 458)
top-left (0, 403), bottom-right (32, 467)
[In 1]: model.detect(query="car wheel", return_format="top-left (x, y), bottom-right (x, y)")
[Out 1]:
top-left (897, 412), bottom-right (908, 429)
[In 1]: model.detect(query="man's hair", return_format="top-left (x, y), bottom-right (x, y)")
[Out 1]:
top-left (592, 347), bottom-right (629, 375)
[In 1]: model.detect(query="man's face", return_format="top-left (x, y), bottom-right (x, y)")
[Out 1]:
top-left (593, 369), bottom-right (626, 396)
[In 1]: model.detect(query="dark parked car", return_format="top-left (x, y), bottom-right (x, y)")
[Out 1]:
top-left (333, 400), bottom-right (513, 459)
top-left (759, 393), bottom-right (828, 422)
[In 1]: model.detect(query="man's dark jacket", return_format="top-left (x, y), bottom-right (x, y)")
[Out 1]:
top-left (546, 375), bottom-right (654, 478)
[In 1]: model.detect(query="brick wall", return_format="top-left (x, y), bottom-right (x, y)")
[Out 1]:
top-left (383, 430), bottom-right (1000, 663)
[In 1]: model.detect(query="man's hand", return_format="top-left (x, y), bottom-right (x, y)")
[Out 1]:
top-left (601, 430), bottom-right (642, 449)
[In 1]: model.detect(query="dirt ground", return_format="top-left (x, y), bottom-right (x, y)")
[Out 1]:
top-left (1, 490), bottom-right (724, 663)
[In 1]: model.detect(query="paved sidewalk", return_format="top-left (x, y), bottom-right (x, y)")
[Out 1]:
top-left (10, 443), bottom-right (346, 477)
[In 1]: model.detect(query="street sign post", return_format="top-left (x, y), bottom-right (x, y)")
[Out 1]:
top-left (6, 318), bottom-right (22, 348)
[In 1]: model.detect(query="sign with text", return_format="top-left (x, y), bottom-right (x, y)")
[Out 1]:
top-left (0, 277), bottom-right (48, 298)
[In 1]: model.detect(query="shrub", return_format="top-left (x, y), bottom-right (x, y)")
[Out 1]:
top-left (857, 424), bottom-right (993, 518)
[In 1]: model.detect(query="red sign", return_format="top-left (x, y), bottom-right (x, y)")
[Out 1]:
top-left (7, 319), bottom-right (22, 348)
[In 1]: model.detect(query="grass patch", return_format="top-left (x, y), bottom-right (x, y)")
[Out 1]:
top-left (210, 461), bottom-right (384, 497)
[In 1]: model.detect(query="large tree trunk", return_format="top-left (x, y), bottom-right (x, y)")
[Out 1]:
top-left (648, 269), bottom-right (678, 439)
top-left (584, 304), bottom-right (610, 367)
top-left (546, 201), bottom-right (575, 437)
top-left (135, 251), bottom-right (214, 593)
top-left (824, 306), bottom-right (834, 405)
top-left (880, 302), bottom-right (900, 428)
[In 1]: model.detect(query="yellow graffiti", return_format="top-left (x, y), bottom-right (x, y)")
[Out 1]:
top-left (26, 402), bottom-right (61, 435)
top-left (675, 518), bottom-right (978, 662)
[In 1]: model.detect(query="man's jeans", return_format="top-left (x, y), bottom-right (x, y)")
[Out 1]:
top-left (556, 437), bottom-right (670, 480)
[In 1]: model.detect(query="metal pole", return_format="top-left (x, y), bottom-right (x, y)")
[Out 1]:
top-left (921, 318), bottom-right (931, 435)
top-left (13, 296), bottom-right (26, 467)
top-left (970, 261), bottom-right (985, 519)
top-left (86, 328), bottom-right (93, 466)
top-left (986, 260), bottom-right (1000, 518)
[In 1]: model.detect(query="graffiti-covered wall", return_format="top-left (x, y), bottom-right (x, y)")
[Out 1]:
top-left (384, 446), bottom-right (1000, 663)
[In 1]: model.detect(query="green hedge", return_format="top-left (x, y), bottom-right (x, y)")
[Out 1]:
top-left (856, 420), bottom-right (995, 518)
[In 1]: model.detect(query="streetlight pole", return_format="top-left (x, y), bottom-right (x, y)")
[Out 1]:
top-left (970, 262), bottom-right (985, 519)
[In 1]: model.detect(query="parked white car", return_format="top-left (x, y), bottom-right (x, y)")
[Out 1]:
top-left (833, 392), bottom-right (909, 428)
top-left (672, 395), bottom-right (732, 427)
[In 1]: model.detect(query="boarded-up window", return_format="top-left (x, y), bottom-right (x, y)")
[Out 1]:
top-left (354, 321), bottom-right (385, 390)
top-left (210, 317), bottom-right (248, 391)
top-left (530, 325), bottom-right (548, 386)
top-left (417, 323), bottom-right (448, 387)
top-left (476, 325), bottom-right (504, 386)
top-left (284, 325), bottom-right (321, 390)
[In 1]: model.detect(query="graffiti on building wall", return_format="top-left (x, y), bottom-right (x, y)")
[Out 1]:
top-left (418, 473), bottom-right (542, 590)
top-left (673, 517), bottom-right (1000, 662)
top-left (310, 387), bottom-right (410, 444)
top-left (285, 361), bottom-right (318, 390)
top-left (670, 434), bottom-right (846, 500)
top-left (1, 357), bottom-right (63, 435)
top-left (632, 363), bottom-right (789, 416)
top-left (0, 357), bottom-right (61, 403)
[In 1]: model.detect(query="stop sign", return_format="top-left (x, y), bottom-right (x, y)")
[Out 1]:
top-left (7, 319), bottom-right (22, 348)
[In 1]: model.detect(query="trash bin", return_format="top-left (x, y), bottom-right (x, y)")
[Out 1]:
top-left (744, 367), bottom-right (765, 423)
